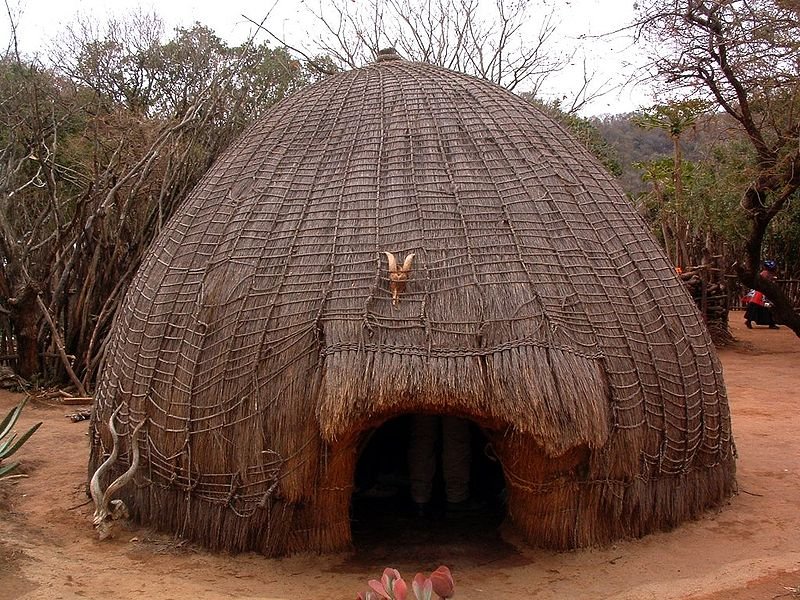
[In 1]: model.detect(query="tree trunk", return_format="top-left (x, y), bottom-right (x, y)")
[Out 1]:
top-left (737, 198), bottom-right (800, 337)
top-left (11, 286), bottom-right (41, 378)
top-left (671, 133), bottom-right (690, 270)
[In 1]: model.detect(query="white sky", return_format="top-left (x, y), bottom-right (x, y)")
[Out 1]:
top-left (2, 0), bottom-right (655, 116)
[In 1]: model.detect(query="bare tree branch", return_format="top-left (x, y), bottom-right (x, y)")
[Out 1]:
top-left (635, 0), bottom-right (800, 336)
top-left (296, 0), bottom-right (571, 94)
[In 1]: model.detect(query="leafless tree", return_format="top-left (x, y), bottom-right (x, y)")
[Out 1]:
top-left (635, 0), bottom-right (800, 336)
top-left (0, 12), bottom-right (313, 385)
top-left (268, 0), bottom-right (572, 97)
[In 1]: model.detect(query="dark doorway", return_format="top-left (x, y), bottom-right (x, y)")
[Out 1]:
top-left (350, 414), bottom-right (507, 556)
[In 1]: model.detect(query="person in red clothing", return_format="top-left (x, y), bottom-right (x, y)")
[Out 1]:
top-left (744, 259), bottom-right (779, 329)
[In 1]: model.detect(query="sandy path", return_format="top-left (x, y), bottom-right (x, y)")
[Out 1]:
top-left (0, 317), bottom-right (798, 600)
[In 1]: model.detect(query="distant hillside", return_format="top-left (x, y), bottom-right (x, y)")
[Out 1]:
top-left (590, 112), bottom-right (711, 197)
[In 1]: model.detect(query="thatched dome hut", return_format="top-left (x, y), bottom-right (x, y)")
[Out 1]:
top-left (89, 50), bottom-right (736, 555)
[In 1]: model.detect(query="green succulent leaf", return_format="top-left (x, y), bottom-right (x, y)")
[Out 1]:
top-left (0, 432), bottom-right (17, 456)
top-left (0, 421), bottom-right (42, 460)
top-left (0, 398), bottom-right (41, 478)
top-left (0, 461), bottom-right (20, 478)
top-left (0, 400), bottom-right (25, 441)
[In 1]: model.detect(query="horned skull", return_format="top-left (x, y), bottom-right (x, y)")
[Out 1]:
top-left (384, 251), bottom-right (415, 306)
top-left (89, 406), bottom-right (146, 540)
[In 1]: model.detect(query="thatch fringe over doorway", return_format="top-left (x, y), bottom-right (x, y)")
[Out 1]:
top-left (89, 49), bottom-right (736, 556)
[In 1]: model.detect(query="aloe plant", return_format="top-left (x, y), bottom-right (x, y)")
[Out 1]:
top-left (357, 566), bottom-right (454, 600)
top-left (0, 397), bottom-right (42, 479)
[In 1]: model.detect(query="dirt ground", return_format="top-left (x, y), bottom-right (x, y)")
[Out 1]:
top-left (0, 317), bottom-right (798, 600)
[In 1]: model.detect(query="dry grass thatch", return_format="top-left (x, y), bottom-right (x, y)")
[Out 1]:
top-left (89, 51), bottom-right (736, 556)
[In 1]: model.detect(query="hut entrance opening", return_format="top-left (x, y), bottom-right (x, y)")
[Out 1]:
top-left (351, 414), bottom-right (506, 548)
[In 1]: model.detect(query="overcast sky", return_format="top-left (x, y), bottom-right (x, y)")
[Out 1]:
top-left (2, 0), bottom-right (654, 116)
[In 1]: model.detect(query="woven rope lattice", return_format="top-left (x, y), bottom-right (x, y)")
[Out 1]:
top-left (91, 57), bottom-right (734, 554)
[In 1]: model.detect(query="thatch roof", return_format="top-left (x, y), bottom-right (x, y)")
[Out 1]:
top-left (90, 50), bottom-right (735, 555)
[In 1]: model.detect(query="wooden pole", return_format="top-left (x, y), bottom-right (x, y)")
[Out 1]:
top-left (36, 294), bottom-right (89, 397)
top-left (701, 266), bottom-right (708, 323)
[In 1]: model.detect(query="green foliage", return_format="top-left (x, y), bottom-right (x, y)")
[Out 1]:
top-left (629, 107), bottom-right (800, 279)
top-left (631, 100), bottom-right (710, 137)
top-left (765, 196), bottom-right (800, 278)
top-left (561, 111), bottom-right (623, 177)
top-left (0, 14), bottom-right (318, 384)
top-left (633, 133), bottom-right (754, 266)
top-left (591, 112), bottom-right (675, 196)
top-left (0, 397), bottom-right (42, 479)
top-left (635, 0), bottom-right (800, 331)
top-left (637, 157), bottom-right (741, 227)
top-left (694, 139), bottom-right (754, 242)
top-left (61, 18), bottom-right (315, 119)
top-left (526, 96), bottom-right (623, 176)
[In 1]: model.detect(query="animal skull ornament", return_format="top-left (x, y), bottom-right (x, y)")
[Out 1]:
top-left (89, 406), bottom-right (146, 540)
top-left (384, 251), bottom-right (415, 306)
